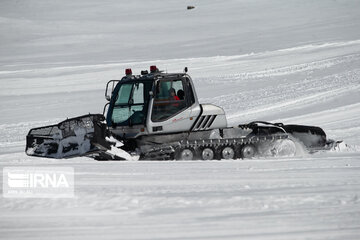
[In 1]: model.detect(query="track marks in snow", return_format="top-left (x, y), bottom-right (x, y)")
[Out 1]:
top-left (196, 53), bottom-right (360, 82)
top-left (1, 157), bottom-right (360, 239)
top-left (198, 58), bottom-right (360, 125)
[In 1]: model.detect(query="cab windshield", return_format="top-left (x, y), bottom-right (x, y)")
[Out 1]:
top-left (109, 81), bottom-right (152, 126)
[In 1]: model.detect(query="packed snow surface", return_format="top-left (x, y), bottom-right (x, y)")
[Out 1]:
top-left (1, 0), bottom-right (360, 239)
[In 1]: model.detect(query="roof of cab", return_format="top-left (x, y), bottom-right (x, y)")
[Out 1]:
top-left (120, 72), bottom-right (188, 83)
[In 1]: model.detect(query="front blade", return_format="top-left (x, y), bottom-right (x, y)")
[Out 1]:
top-left (26, 114), bottom-right (107, 159)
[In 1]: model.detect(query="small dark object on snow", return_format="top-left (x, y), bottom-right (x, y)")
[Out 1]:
top-left (187, 6), bottom-right (195, 10)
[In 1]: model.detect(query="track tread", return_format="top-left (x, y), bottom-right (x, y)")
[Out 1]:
top-left (141, 133), bottom-right (289, 160)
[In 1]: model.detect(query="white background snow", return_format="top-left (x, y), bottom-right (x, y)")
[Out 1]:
top-left (1, 0), bottom-right (360, 239)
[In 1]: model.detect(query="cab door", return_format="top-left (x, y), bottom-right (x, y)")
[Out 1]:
top-left (147, 77), bottom-right (200, 134)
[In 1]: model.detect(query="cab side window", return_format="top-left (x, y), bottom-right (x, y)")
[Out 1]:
top-left (151, 79), bottom-right (187, 122)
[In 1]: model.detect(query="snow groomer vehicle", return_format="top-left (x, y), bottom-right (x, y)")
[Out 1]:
top-left (26, 66), bottom-right (339, 160)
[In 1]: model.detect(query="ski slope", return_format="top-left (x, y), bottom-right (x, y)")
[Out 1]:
top-left (1, 0), bottom-right (360, 239)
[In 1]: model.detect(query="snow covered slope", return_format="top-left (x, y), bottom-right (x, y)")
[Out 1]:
top-left (1, 0), bottom-right (360, 239)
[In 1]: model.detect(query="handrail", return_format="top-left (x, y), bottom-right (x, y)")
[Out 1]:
top-left (105, 80), bottom-right (121, 101)
top-left (103, 102), bottom-right (110, 116)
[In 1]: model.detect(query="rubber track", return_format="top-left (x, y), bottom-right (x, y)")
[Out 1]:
top-left (141, 133), bottom-right (289, 160)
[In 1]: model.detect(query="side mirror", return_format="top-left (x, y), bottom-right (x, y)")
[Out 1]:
top-left (184, 67), bottom-right (188, 73)
top-left (106, 95), bottom-right (111, 101)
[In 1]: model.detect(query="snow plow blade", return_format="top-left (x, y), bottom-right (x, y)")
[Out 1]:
top-left (243, 121), bottom-right (333, 151)
top-left (279, 123), bottom-right (341, 152)
top-left (25, 114), bottom-right (110, 159)
top-left (282, 124), bottom-right (327, 149)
